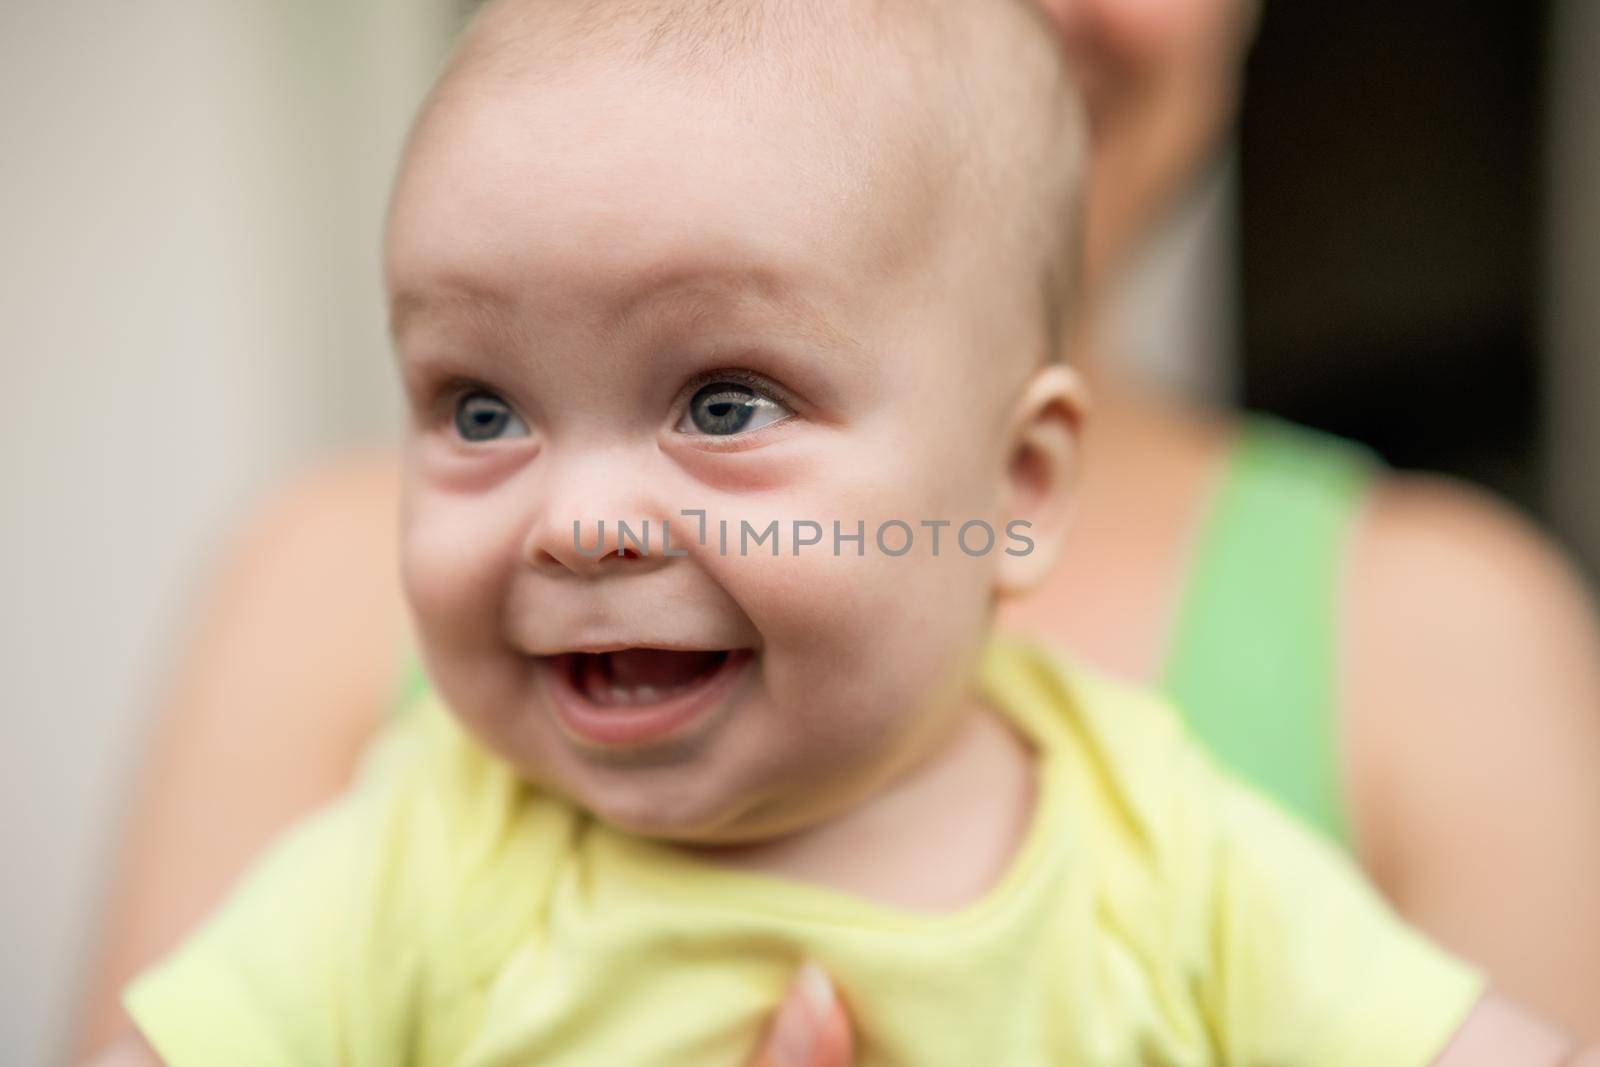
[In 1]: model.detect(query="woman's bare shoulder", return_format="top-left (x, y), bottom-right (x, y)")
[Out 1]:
top-left (1341, 470), bottom-right (1600, 739)
top-left (224, 445), bottom-right (408, 647)
top-left (1340, 469), bottom-right (1600, 826)
top-left (75, 445), bottom-right (413, 1057)
top-left (205, 444), bottom-right (412, 703)
top-left (1338, 471), bottom-right (1600, 1033)
top-left (231, 445), bottom-right (404, 575)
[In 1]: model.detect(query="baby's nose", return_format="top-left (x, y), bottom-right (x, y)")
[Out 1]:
top-left (526, 516), bottom-right (669, 575)
top-left (519, 452), bottom-right (677, 576)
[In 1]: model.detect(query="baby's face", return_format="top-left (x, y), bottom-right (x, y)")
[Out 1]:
top-left (385, 29), bottom-right (1073, 843)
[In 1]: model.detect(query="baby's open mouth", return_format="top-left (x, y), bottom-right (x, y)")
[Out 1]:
top-left (540, 647), bottom-right (754, 749)
top-left (555, 648), bottom-right (734, 707)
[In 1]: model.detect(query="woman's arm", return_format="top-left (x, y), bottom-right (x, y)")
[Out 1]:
top-left (84, 1032), bottom-right (163, 1067)
top-left (74, 449), bottom-right (411, 1059)
top-left (1342, 474), bottom-right (1600, 1039)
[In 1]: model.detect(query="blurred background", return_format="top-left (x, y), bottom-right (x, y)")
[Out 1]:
top-left (2, 1), bottom-right (1597, 1062)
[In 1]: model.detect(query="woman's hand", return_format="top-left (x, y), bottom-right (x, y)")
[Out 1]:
top-left (750, 963), bottom-right (855, 1067)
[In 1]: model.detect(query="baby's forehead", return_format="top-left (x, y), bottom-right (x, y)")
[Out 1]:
top-left (428, 0), bottom-right (1058, 187)
top-left (452, 0), bottom-right (927, 93)
top-left (431, 0), bottom-right (964, 189)
top-left (395, 14), bottom-right (956, 291)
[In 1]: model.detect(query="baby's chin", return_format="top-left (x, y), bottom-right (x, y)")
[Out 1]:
top-left (548, 769), bottom-right (790, 847)
top-left (555, 741), bottom-right (903, 856)
top-left (539, 741), bottom-right (864, 849)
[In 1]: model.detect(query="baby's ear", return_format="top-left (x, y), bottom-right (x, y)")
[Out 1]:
top-left (994, 362), bottom-right (1088, 598)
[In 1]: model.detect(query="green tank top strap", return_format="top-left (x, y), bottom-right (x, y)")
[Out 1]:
top-left (1160, 414), bottom-right (1382, 845)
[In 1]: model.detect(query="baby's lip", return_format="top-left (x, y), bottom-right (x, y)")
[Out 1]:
top-left (529, 641), bottom-right (745, 657)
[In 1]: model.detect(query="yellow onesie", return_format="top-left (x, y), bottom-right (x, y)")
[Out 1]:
top-left (125, 634), bottom-right (1485, 1066)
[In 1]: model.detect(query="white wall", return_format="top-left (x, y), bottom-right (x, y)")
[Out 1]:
top-left (0, 1), bottom-right (450, 1061)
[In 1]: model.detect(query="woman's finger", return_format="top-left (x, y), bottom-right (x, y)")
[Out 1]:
top-left (750, 962), bottom-right (855, 1067)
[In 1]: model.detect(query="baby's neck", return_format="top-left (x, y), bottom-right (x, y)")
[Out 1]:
top-left (689, 701), bottom-right (1040, 913)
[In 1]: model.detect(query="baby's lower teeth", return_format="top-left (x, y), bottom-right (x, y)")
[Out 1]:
top-left (605, 682), bottom-right (660, 705)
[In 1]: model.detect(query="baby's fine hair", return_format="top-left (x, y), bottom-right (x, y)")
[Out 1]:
top-left (440, 0), bottom-right (1085, 364)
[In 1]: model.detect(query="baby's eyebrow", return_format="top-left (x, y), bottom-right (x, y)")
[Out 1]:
top-left (389, 262), bottom-right (869, 366)
top-left (389, 284), bottom-right (511, 349)
top-left (606, 263), bottom-right (867, 361)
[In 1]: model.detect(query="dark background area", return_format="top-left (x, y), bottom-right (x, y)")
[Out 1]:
top-left (1238, 1), bottom-right (1549, 512)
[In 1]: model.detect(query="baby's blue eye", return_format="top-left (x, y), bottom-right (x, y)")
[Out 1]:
top-left (681, 382), bottom-right (792, 436)
top-left (454, 390), bottom-right (529, 442)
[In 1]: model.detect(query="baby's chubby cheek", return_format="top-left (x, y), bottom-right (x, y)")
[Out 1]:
top-left (397, 489), bottom-right (531, 729)
top-left (401, 492), bottom-right (495, 632)
top-left (703, 491), bottom-right (999, 762)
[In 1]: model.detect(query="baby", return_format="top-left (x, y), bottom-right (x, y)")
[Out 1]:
top-left (107, 0), bottom-right (1595, 1064)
